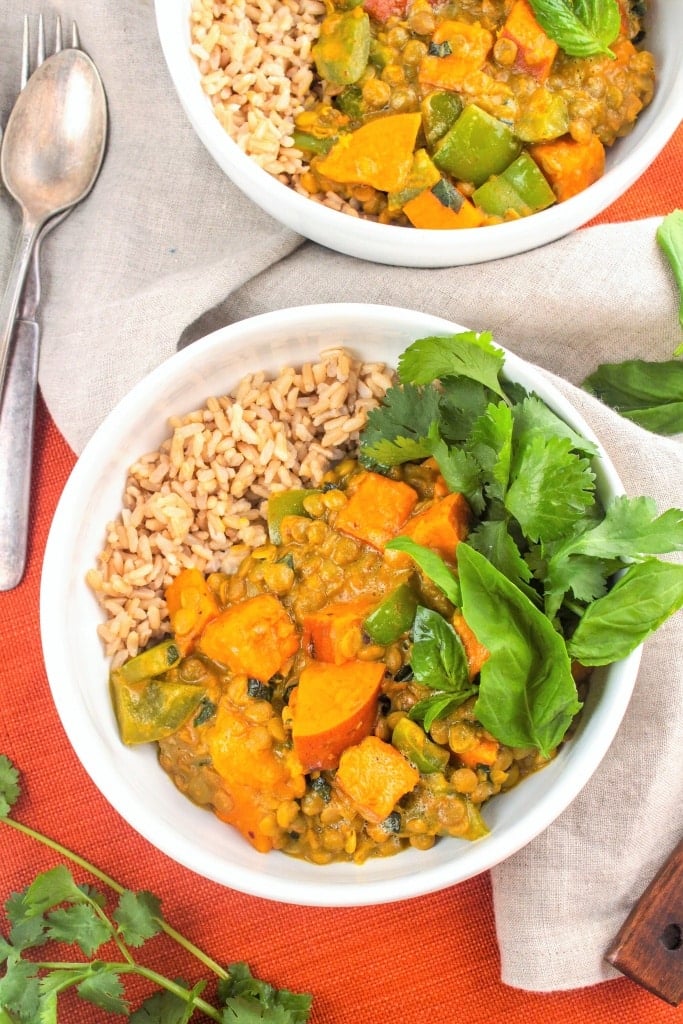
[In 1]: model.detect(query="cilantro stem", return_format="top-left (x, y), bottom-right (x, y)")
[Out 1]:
top-left (0, 815), bottom-right (230, 981)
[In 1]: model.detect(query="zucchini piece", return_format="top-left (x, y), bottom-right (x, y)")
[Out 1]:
top-left (110, 671), bottom-right (206, 745)
top-left (117, 639), bottom-right (180, 684)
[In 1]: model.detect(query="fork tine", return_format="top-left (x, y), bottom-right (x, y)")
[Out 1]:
top-left (36, 13), bottom-right (45, 67)
top-left (71, 20), bottom-right (80, 49)
top-left (20, 16), bottom-right (30, 90)
top-left (54, 16), bottom-right (63, 53)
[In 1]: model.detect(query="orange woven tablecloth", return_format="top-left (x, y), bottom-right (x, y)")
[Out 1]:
top-left (1, 124), bottom-right (682, 1024)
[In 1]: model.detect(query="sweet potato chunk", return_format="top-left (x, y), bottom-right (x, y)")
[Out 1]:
top-left (292, 660), bottom-right (385, 770)
top-left (418, 20), bottom-right (493, 91)
top-left (499, 0), bottom-right (558, 83)
top-left (198, 594), bottom-right (299, 682)
top-left (529, 134), bottom-right (606, 202)
top-left (303, 597), bottom-right (377, 664)
top-left (458, 736), bottom-right (500, 770)
top-left (316, 113), bottom-right (422, 193)
top-left (400, 492), bottom-right (470, 563)
top-left (403, 188), bottom-right (486, 229)
top-left (336, 735), bottom-right (419, 822)
top-left (335, 471), bottom-right (418, 550)
top-left (165, 568), bottom-right (219, 655)
top-left (452, 611), bottom-right (490, 679)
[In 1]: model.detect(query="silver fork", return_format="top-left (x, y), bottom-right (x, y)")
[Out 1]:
top-left (0, 14), bottom-right (80, 592)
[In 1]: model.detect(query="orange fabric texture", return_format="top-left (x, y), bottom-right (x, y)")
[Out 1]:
top-left (1, 125), bottom-right (682, 1024)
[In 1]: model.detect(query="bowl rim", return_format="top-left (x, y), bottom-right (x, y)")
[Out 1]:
top-left (40, 303), bottom-right (643, 906)
top-left (154, 0), bottom-right (683, 267)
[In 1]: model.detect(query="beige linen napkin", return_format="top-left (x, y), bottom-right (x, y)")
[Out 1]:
top-left (1, 0), bottom-right (681, 993)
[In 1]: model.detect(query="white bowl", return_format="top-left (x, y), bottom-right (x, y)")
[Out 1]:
top-left (41, 303), bottom-right (641, 906)
top-left (154, 0), bottom-right (683, 268)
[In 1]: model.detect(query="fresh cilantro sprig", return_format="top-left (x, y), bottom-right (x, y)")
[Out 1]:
top-left (0, 756), bottom-right (312, 1024)
top-left (527, 0), bottom-right (621, 58)
top-left (357, 331), bottom-right (683, 754)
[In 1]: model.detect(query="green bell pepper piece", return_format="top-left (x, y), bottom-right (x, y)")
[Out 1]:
top-left (501, 152), bottom-right (555, 210)
top-left (421, 91), bottom-right (463, 148)
top-left (110, 671), bottom-right (206, 745)
top-left (267, 488), bottom-right (322, 544)
top-left (118, 639), bottom-right (181, 684)
top-left (292, 130), bottom-right (337, 155)
top-left (433, 104), bottom-right (521, 187)
top-left (312, 7), bottom-right (370, 86)
top-left (473, 151), bottom-right (555, 217)
top-left (363, 581), bottom-right (418, 644)
top-left (392, 717), bottom-right (450, 774)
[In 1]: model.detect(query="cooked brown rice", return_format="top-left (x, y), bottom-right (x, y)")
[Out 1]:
top-left (87, 348), bottom-right (393, 668)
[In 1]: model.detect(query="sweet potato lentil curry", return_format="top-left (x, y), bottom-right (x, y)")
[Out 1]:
top-left (110, 456), bottom-right (580, 863)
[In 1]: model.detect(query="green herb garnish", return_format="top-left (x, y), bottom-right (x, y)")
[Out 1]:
top-left (582, 359), bottom-right (683, 435)
top-left (657, 209), bottom-right (683, 336)
top-left (358, 330), bottom-right (683, 753)
top-left (0, 756), bottom-right (312, 1024)
top-left (527, 0), bottom-right (621, 58)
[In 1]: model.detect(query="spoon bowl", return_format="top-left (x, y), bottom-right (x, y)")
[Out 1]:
top-left (0, 45), bottom-right (107, 392)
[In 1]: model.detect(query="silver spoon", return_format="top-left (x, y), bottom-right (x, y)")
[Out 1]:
top-left (0, 46), bottom-right (108, 396)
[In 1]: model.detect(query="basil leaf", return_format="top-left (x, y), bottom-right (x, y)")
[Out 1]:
top-left (457, 543), bottom-right (581, 757)
top-left (583, 359), bottom-right (683, 436)
top-left (408, 607), bottom-right (477, 731)
top-left (385, 536), bottom-right (462, 605)
top-left (528, 0), bottom-right (620, 58)
top-left (567, 558), bottom-right (683, 665)
top-left (397, 332), bottom-right (507, 400)
top-left (656, 209), bottom-right (683, 330)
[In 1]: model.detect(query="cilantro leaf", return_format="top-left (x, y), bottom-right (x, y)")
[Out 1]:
top-left (657, 209), bottom-right (683, 330)
top-left (385, 537), bottom-right (461, 605)
top-left (113, 890), bottom-right (163, 947)
top-left (0, 953), bottom-right (41, 1020)
top-left (582, 359), bottom-right (683, 436)
top-left (567, 559), bottom-right (683, 665)
top-left (130, 982), bottom-right (200, 1024)
top-left (46, 903), bottom-right (112, 956)
top-left (458, 544), bottom-right (581, 757)
top-left (21, 866), bottom-right (86, 917)
top-left (467, 521), bottom-right (537, 603)
top-left (359, 383), bottom-right (440, 467)
top-left (428, 429), bottom-right (484, 513)
top-left (553, 496), bottom-right (683, 561)
top-left (5, 891), bottom-right (50, 951)
top-left (527, 0), bottom-right (620, 58)
top-left (0, 755), bottom-right (20, 818)
top-left (513, 395), bottom-right (598, 456)
top-left (505, 433), bottom-right (596, 543)
top-left (397, 332), bottom-right (506, 399)
top-left (219, 963), bottom-right (313, 1024)
top-left (438, 377), bottom-right (491, 441)
top-left (469, 401), bottom-right (514, 502)
top-left (77, 968), bottom-right (129, 1015)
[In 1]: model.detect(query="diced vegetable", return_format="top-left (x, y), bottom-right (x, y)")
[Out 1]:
top-left (403, 185), bottom-right (486, 229)
top-left (473, 151), bottom-right (555, 216)
top-left (399, 492), bottom-right (470, 564)
top-left (363, 0), bottom-right (408, 22)
top-left (267, 488), bottom-right (321, 543)
top-left (291, 660), bottom-right (385, 770)
top-left (433, 105), bottom-right (522, 187)
top-left (515, 87), bottom-right (569, 143)
top-left (418, 21), bottom-right (493, 91)
top-left (198, 594), bottom-right (299, 682)
top-left (316, 112), bottom-right (422, 193)
top-left (392, 717), bottom-right (450, 773)
top-left (387, 149), bottom-right (441, 211)
top-left (312, 7), bottom-right (371, 86)
top-left (291, 130), bottom-right (337, 155)
top-left (529, 134), bottom-right (606, 201)
top-left (117, 639), bottom-right (180, 684)
top-left (420, 90), bottom-right (464, 148)
top-left (335, 735), bottom-right (419, 822)
top-left (110, 671), bottom-right (206, 745)
top-left (457, 735), bottom-right (500, 769)
top-left (334, 471), bottom-right (418, 550)
top-left (208, 701), bottom-right (306, 852)
top-left (303, 596), bottom-right (377, 663)
top-left (452, 611), bottom-right (490, 679)
top-left (499, 0), bottom-right (558, 82)
top-left (363, 581), bottom-right (418, 644)
top-left (165, 568), bottom-right (220, 655)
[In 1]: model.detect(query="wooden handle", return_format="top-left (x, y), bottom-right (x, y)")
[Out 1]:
top-left (605, 837), bottom-right (683, 1006)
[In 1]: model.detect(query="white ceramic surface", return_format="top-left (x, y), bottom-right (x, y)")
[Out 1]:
top-left (154, 1), bottom-right (683, 267)
top-left (41, 304), bottom-right (641, 906)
